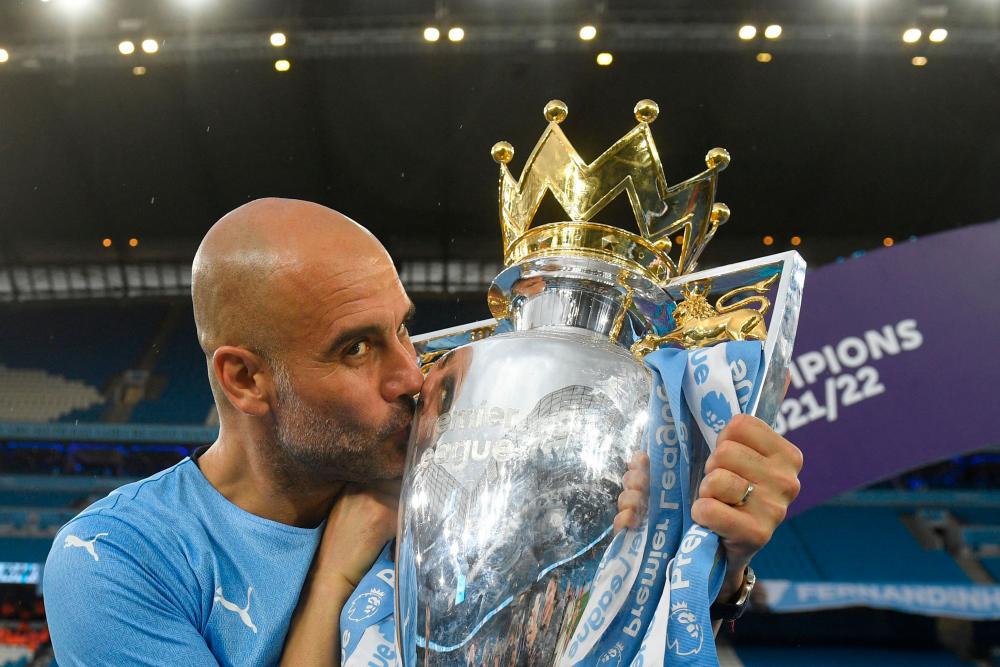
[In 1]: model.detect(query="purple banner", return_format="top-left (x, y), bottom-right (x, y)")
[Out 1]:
top-left (775, 221), bottom-right (1000, 513)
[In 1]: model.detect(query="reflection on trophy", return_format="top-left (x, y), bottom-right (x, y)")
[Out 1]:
top-left (396, 99), bottom-right (804, 665)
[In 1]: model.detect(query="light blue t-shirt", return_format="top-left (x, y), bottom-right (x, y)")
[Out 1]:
top-left (43, 456), bottom-right (323, 666)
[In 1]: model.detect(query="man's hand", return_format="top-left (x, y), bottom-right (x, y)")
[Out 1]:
top-left (311, 481), bottom-right (400, 592)
top-left (614, 451), bottom-right (650, 534)
top-left (281, 481), bottom-right (399, 666)
top-left (613, 414), bottom-right (803, 603)
top-left (693, 414), bottom-right (803, 600)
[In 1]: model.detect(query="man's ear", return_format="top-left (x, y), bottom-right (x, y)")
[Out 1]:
top-left (212, 346), bottom-right (273, 417)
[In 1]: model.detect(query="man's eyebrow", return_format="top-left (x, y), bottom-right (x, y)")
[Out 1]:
top-left (326, 303), bottom-right (416, 355)
top-left (326, 324), bottom-right (383, 355)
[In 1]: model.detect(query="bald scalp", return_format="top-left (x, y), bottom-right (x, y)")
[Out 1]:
top-left (191, 197), bottom-right (389, 362)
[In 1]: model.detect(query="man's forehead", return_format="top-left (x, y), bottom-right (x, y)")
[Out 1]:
top-left (311, 270), bottom-right (412, 336)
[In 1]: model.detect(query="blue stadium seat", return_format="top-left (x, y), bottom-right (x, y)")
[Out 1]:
top-left (737, 645), bottom-right (974, 666)
top-left (0, 302), bottom-right (166, 423)
top-left (961, 526), bottom-right (1000, 551)
top-left (0, 509), bottom-right (28, 531)
top-left (0, 536), bottom-right (55, 563)
top-left (130, 310), bottom-right (214, 425)
top-left (0, 303), bottom-right (165, 390)
top-left (750, 520), bottom-right (822, 581)
top-left (948, 507), bottom-right (1000, 526)
top-left (0, 491), bottom-right (85, 508)
top-left (798, 506), bottom-right (971, 582)
top-left (980, 557), bottom-right (1000, 583)
top-left (760, 506), bottom-right (970, 583)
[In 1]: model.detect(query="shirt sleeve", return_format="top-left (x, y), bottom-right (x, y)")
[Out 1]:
top-left (44, 514), bottom-right (221, 667)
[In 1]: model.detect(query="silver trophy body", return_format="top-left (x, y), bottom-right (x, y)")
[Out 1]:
top-left (396, 258), bottom-right (672, 666)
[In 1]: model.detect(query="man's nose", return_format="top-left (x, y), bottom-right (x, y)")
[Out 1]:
top-left (383, 338), bottom-right (425, 402)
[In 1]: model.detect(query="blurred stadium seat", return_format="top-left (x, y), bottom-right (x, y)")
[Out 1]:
top-left (756, 505), bottom-right (972, 583)
top-left (129, 314), bottom-right (214, 425)
top-left (735, 645), bottom-right (977, 666)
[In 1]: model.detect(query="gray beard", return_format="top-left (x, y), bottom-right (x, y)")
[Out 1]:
top-left (269, 364), bottom-right (413, 485)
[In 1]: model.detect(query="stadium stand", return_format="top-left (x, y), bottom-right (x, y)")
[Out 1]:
top-left (735, 645), bottom-right (977, 666)
top-left (754, 506), bottom-right (969, 583)
top-left (0, 303), bottom-right (166, 424)
top-left (754, 505), bottom-right (972, 583)
top-left (129, 310), bottom-right (215, 425)
top-left (0, 368), bottom-right (102, 424)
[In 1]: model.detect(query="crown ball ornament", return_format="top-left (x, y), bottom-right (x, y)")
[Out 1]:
top-left (543, 98), bottom-right (569, 123)
top-left (490, 140), bottom-right (514, 165)
top-left (711, 201), bottom-right (731, 226)
top-left (706, 146), bottom-right (731, 170)
top-left (633, 98), bottom-right (659, 123)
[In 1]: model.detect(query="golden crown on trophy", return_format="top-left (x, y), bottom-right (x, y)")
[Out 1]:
top-left (491, 99), bottom-right (732, 285)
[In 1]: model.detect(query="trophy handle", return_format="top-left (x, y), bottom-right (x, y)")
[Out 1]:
top-left (631, 251), bottom-right (806, 427)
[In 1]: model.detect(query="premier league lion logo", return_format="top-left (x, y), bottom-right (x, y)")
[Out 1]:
top-left (597, 641), bottom-right (626, 666)
top-left (667, 601), bottom-right (704, 656)
top-left (700, 391), bottom-right (733, 433)
top-left (347, 586), bottom-right (386, 622)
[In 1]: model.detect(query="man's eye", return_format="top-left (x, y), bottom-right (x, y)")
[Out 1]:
top-left (346, 340), bottom-right (371, 357)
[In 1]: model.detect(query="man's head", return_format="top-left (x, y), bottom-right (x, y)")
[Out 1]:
top-left (192, 198), bottom-right (423, 483)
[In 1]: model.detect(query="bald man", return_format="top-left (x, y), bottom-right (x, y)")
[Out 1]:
top-left (43, 198), bottom-right (803, 666)
top-left (44, 199), bottom-right (419, 666)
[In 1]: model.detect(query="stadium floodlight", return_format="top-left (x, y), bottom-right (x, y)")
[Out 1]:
top-left (928, 28), bottom-right (947, 43)
top-left (118, 40), bottom-right (135, 55)
top-left (764, 24), bottom-right (782, 39)
top-left (579, 25), bottom-right (597, 41)
top-left (423, 27), bottom-right (440, 42)
top-left (274, 59), bottom-right (291, 72)
top-left (911, 56), bottom-right (928, 67)
top-left (756, 52), bottom-right (773, 63)
top-left (448, 27), bottom-right (465, 42)
top-left (132, 66), bottom-right (146, 76)
top-left (57, 0), bottom-right (92, 16)
top-left (738, 25), bottom-right (757, 40)
top-left (0, 49), bottom-right (8, 64)
top-left (141, 38), bottom-right (160, 54)
top-left (902, 28), bottom-right (921, 43)
top-left (596, 52), bottom-right (613, 66)
top-left (269, 32), bottom-right (286, 47)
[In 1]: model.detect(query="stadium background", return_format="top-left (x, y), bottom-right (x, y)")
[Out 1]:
top-left (1, 0), bottom-right (999, 665)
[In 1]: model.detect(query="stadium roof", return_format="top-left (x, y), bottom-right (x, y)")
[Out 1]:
top-left (0, 0), bottom-right (998, 268)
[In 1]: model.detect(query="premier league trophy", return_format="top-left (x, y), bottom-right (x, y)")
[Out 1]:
top-left (390, 99), bottom-right (805, 666)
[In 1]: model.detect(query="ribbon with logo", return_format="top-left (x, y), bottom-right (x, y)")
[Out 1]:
top-left (341, 341), bottom-right (766, 666)
top-left (340, 543), bottom-right (398, 666)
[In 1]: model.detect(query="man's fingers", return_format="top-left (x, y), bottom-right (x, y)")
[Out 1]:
top-left (613, 508), bottom-right (641, 535)
top-left (704, 439), bottom-right (768, 483)
top-left (717, 414), bottom-right (788, 458)
top-left (629, 450), bottom-right (650, 471)
top-left (617, 488), bottom-right (646, 514)
top-left (691, 498), bottom-right (771, 552)
top-left (622, 467), bottom-right (649, 493)
top-left (698, 468), bottom-right (751, 506)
